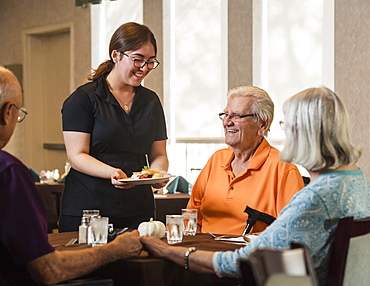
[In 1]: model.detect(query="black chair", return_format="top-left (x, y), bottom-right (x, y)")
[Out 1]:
top-left (326, 216), bottom-right (370, 286)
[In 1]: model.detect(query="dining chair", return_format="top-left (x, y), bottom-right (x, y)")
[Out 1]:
top-left (50, 277), bottom-right (114, 285)
top-left (239, 242), bottom-right (318, 286)
top-left (326, 216), bottom-right (370, 286)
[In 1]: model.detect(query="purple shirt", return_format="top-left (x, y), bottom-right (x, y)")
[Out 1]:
top-left (0, 150), bottom-right (54, 285)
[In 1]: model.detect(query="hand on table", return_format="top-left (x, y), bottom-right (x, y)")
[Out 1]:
top-left (139, 236), bottom-right (171, 258)
top-left (112, 230), bottom-right (142, 257)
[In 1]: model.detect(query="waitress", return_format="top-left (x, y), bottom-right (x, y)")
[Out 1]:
top-left (59, 22), bottom-right (169, 232)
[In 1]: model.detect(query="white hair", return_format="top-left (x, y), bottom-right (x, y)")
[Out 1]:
top-left (227, 86), bottom-right (274, 136)
top-left (0, 66), bottom-right (21, 105)
top-left (280, 87), bottom-right (361, 171)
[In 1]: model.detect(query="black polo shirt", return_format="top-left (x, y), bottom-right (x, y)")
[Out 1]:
top-left (60, 75), bottom-right (167, 218)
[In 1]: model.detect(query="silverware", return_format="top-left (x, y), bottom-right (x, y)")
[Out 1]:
top-left (145, 154), bottom-right (150, 169)
top-left (207, 232), bottom-right (237, 240)
top-left (65, 238), bottom-right (78, 245)
top-left (117, 227), bottom-right (129, 235)
top-left (206, 231), bottom-right (251, 243)
top-left (206, 232), bottom-right (216, 239)
top-left (52, 238), bottom-right (77, 247)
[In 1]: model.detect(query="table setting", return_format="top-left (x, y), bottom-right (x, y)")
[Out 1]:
top-left (47, 207), bottom-right (249, 286)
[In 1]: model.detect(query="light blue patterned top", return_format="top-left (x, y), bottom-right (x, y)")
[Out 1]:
top-left (213, 169), bottom-right (370, 285)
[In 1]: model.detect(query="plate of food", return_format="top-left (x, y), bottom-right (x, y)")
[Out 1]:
top-left (118, 168), bottom-right (174, 185)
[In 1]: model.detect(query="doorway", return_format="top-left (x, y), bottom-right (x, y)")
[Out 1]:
top-left (23, 23), bottom-right (72, 175)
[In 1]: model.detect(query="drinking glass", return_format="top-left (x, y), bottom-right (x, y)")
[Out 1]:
top-left (182, 209), bottom-right (197, 236)
top-left (90, 216), bottom-right (109, 247)
top-left (166, 215), bottom-right (184, 244)
top-left (83, 209), bottom-right (100, 218)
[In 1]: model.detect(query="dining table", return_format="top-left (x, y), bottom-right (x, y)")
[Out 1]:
top-left (48, 231), bottom-right (244, 286)
top-left (36, 183), bottom-right (190, 232)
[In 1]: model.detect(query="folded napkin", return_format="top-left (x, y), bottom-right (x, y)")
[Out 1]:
top-left (166, 176), bottom-right (189, 194)
top-left (28, 168), bottom-right (40, 182)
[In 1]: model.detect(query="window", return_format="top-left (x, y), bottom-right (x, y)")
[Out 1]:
top-left (163, 0), bottom-right (228, 181)
top-left (254, 0), bottom-right (333, 147)
top-left (91, 0), bottom-right (333, 182)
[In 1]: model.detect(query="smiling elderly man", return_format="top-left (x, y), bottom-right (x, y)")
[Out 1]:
top-left (0, 66), bottom-right (142, 285)
top-left (187, 86), bottom-right (305, 235)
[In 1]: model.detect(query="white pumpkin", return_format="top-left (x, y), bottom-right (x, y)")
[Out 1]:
top-left (138, 218), bottom-right (166, 238)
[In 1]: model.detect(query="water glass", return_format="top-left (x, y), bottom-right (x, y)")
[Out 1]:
top-left (182, 209), bottom-right (197, 236)
top-left (166, 215), bottom-right (184, 244)
top-left (90, 216), bottom-right (109, 247)
top-left (82, 209), bottom-right (100, 218)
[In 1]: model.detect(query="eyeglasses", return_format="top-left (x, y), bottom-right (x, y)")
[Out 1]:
top-left (219, 112), bottom-right (257, 122)
top-left (12, 104), bottom-right (28, 123)
top-left (279, 120), bottom-right (284, 130)
top-left (122, 52), bottom-right (160, 69)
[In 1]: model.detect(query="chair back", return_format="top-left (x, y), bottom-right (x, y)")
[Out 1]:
top-left (239, 242), bottom-right (318, 286)
top-left (326, 216), bottom-right (370, 286)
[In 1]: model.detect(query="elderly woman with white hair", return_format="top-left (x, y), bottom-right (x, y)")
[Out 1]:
top-left (140, 86), bottom-right (370, 285)
top-left (186, 85), bottom-right (304, 236)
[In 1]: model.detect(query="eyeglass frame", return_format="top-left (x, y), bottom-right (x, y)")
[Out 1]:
top-left (279, 120), bottom-right (284, 130)
top-left (12, 104), bottom-right (28, 123)
top-left (219, 112), bottom-right (257, 122)
top-left (120, 52), bottom-right (160, 70)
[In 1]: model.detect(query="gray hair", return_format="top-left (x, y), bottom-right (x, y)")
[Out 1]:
top-left (227, 86), bottom-right (274, 136)
top-left (280, 86), bottom-right (361, 171)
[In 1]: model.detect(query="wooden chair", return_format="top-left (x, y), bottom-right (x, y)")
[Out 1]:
top-left (239, 242), bottom-right (318, 286)
top-left (326, 216), bottom-right (370, 286)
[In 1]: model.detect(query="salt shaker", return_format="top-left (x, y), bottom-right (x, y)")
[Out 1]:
top-left (78, 217), bottom-right (91, 244)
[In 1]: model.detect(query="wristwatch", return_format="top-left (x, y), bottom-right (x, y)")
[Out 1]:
top-left (184, 247), bottom-right (197, 270)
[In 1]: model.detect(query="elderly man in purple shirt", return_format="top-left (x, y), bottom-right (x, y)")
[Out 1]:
top-left (0, 66), bottom-right (142, 285)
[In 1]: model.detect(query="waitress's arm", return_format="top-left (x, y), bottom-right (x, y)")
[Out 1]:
top-left (149, 140), bottom-right (170, 189)
top-left (149, 140), bottom-right (169, 173)
top-left (63, 131), bottom-right (127, 179)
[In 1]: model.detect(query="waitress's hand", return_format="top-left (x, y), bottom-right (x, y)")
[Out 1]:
top-left (151, 171), bottom-right (171, 189)
top-left (111, 168), bottom-right (135, 189)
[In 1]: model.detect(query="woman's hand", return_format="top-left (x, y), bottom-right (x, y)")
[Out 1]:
top-left (139, 236), bottom-right (171, 258)
top-left (151, 171), bottom-right (171, 189)
top-left (111, 168), bottom-right (135, 189)
top-left (140, 235), bottom-right (216, 274)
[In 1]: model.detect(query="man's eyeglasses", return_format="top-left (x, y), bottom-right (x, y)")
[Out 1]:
top-left (12, 104), bottom-right (28, 123)
top-left (219, 112), bottom-right (257, 122)
top-left (121, 52), bottom-right (160, 70)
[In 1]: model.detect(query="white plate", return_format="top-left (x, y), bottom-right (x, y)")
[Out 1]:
top-left (118, 175), bottom-right (174, 185)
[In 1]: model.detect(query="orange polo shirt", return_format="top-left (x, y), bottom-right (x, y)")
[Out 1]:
top-left (187, 138), bottom-right (304, 235)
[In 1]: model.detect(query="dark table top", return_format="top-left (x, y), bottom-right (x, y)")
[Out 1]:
top-left (49, 232), bottom-right (243, 286)
top-left (49, 231), bottom-right (241, 252)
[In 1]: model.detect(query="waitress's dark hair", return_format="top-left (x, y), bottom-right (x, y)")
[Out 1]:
top-left (88, 22), bottom-right (157, 80)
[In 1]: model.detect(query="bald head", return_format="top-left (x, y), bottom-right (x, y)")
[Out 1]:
top-left (0, 67), bottom-right (23, 149)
